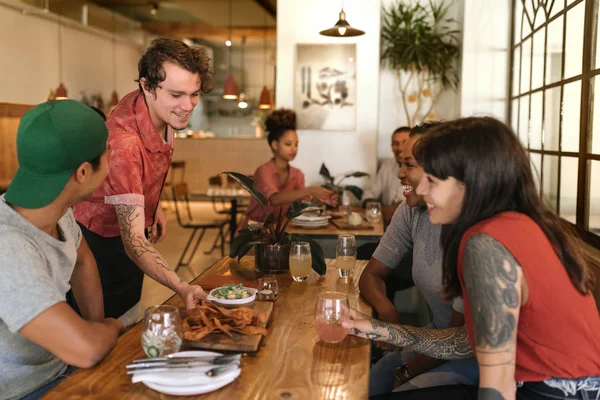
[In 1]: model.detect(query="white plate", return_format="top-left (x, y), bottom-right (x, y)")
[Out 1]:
top-left (207, 287), bottom-right (257, 306)
top-left (292, 220), bottom-right (329, 228)
top-left (137, 351), bottom-right (241, 395)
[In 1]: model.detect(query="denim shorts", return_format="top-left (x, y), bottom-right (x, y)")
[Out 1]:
top-left (518, 377), bottom-right (600, 400)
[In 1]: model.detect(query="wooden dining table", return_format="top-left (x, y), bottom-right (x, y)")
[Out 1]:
top-left (46, 257), bottom-right (372, 400)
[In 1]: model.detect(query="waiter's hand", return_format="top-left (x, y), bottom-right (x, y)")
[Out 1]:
top-left (181, 284), bottom-right (207, 311)
top-left (149, 206), bottom-right (167, 243)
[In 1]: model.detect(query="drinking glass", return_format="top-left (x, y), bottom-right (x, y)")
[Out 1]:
top-left (289, 242), bottom-right (312, 282)
top-left (314, 292), bottom-right (350, 344)
top-left (365, 201), bottom-right (382, 224)
top-left (336, 234), bottom-right (357, 281)
top-left (257, 276), bottom-right (278, 301)
top-left (141, 305), bottom-right (182, 358)
top-left (338, 190), bottom-right (352, 216)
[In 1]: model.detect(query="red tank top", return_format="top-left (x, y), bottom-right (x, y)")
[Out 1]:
top-left (458, 212), bottom-right (600, 382)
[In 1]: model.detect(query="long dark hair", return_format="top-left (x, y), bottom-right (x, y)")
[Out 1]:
top-left (414, 117), bottom-right (593, 298)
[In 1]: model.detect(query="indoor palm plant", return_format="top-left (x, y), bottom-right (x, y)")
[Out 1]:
top-left (381, 0), bottom-right (460, 126)
top-left (319, 163), bottom-right (369, 202)
top-left (222, 172), bottom-right (326, 275)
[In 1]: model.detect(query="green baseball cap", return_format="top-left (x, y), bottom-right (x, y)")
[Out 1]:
top-left (5, 100), bottom-right (108, 208)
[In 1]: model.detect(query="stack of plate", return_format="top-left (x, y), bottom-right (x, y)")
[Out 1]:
top-left (292, 213), bottom-right (330, 229)
top-left (130, 351), bottom-right (241, 396)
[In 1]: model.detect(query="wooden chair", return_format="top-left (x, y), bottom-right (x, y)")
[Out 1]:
top-left (171, 182), bottom-right (227, 271)
top-left (163, 161), bottom-right (187, 206)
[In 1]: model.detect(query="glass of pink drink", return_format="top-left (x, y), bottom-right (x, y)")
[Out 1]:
top-left (314, 292), bottom-right (350, 343)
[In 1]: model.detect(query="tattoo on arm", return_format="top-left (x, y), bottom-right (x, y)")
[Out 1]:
top-left (463, 234), bottom-right (520, 367)
top-left (479, 388), bottom-right (506, 400)
top-left (351, 314), bottom-right (473, 359)
top-left (115, 205), bottom-right (183, 284)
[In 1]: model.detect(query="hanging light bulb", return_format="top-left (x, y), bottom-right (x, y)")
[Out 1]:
top-left (319, 1), bottom-right (365, 37)
top-left (149, 3), bottom-right (158, 16)
top-left (54, 16), bottom-right (68, 100)
top-left (225, 39), bottom-right (232, 47)
top-left (238, 92), bottom-right (248, 109)
top-left (258, 10), bottom-right (272, 110)
top-left (55, 83), bottom-right (68, 100)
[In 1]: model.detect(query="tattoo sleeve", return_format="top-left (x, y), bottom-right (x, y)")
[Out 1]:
top-left (463, 234), bottom-right (521, 399)
top-left (352, 310), bottom-right (473, 360)
top-left (115, 205), bottom-right (184, 286)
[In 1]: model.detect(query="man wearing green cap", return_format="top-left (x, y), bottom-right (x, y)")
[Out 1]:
top-left (74, 38), bottom-right (213, 319)
top-left (0, 100), bottom-right (123, 399)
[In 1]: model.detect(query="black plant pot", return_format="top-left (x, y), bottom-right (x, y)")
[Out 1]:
top-left (255, 243), bottom-right (290, 274)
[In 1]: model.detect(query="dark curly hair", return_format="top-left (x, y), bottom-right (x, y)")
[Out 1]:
top-left (265, 108), bottom-right (297, 147)
top-left (136, 38), bottom-right (214, 94)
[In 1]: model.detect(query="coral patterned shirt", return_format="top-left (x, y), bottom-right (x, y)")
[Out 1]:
top-left (237, 159), bottom-right (307, 233)
top-left (73, 90), bottom-right (174, 237)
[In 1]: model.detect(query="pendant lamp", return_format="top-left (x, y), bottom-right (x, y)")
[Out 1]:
top-left (238, 36), bottom-right (248, 109)
top-left (54, 16), bottom-right (68, 100)
top-left (319, 0), bottom-right (365, 37)
top-left (258, 10), bottom-right (272, 110)
top-left (110, 12), bottom-right (119, 107)
top-left (223, 0), bottom-right (238, 99)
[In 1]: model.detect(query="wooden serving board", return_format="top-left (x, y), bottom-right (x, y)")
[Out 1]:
top-left (331, 219), bottom-right (374, 230)
top-left (182, 301), bottom-right (274, 353)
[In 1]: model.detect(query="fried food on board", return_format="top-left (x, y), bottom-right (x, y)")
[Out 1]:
top-left (183, 301), bottom-right (268, 341)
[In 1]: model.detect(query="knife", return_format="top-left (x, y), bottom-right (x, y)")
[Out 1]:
top-left (131, 354), bottom-right (241, 365)
top-left (127, 364), bottom-right (239, 376)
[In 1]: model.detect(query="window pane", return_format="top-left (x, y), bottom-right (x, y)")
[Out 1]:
top-left (550, 0), bottom-right (564, 18)
top-left (523, 3), bottom-right (533, 38)
top-left (544, 87), bottom-right (561, 151)
top-left (589, 160), bottom-right (600, 236)
top-left (567, 0), bottom-right (578, 5)
top-left (597, 12), bottom-right (600, 69)
top-left (532, 28), bottom-right (545, 89)
top-left (534, 7), bottom-right (546, 30)
top-left (530, 152), bottom-right (542, 192)
top-left (564, 1), bottom-right (585, 78)
top-left (543, 155), bottom-right (559, 211)
top-left (530, 92), bottom-right (543, 149)
top-left (521, 38), bottom-right (532, 93)
top-left (519, 95), bottom-right (530, 146)
top-left (592, 76), bottom-right (600, 154)
top-left (546, 16), bottom-right (563, 85)
top-left (559, 156), bottom-right (578, 224)
top-left (514, 0), bottom-right (524, 44)
top-left (561, 81), bottom-right (581, 152)
top-left (513, 47), bottom-right (521, 95)
top-left (511, 99), bottom-right (519, 133)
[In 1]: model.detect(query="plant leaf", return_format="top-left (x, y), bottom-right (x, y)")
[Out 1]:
top-left (220, 172), bottom-right (268, 208)
top-left (236, 240), bottom-right (264, 262)
top-left (229, 229), bottom-right (255, 257)
top-left (319, 163), bottom-right (334, 184)
top-left (286, 233), bottom-right (327, 275)
top-left (343, 171), bottom-right (370, 178)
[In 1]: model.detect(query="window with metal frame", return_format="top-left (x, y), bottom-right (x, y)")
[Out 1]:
top-left (509, 0), bottom-right (600, 247)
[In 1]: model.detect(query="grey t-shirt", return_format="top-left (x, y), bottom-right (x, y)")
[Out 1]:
top-left (0, 195), bottom-right (81, 400)
top-left (373, 202), bottom-right (463, 328)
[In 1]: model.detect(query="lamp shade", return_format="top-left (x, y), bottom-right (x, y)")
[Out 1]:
top-left (55, 83), bottom-right (68, 100)
top-left (258, 86), bottom-right (272, 109)
top-left (319, 10), bottom-right (365, 37)
top-left (223, 74), bottom-right (239, 99)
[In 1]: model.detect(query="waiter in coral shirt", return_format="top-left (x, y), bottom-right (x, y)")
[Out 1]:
top-left (74, 38), bottom-right (212, 319)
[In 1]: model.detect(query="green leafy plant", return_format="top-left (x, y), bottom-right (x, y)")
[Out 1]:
top-left (319, 163), bottom-right (369, 201)
top-left (381, 0), bottom-right (460, 126)
top-left (222, 172), bottom-right (327, 275)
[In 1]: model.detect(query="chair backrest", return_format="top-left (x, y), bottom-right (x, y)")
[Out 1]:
top-left (169, 161), bottom-right (186, 186)
top-left (208, 176), bottom-right (222, 187)
top-left (172, 182), bottom-right (192, 226)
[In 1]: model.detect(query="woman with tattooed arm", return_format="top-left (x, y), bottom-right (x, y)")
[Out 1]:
top-left (359, 123), bottom-right (478, 396)
top-left (345, 118), bottom-right (600, 399)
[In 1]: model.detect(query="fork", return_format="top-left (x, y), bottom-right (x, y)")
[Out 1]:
top-left (126, 364), bottom-right (238, 376)
top-left (130, 354), bottom-right (240, 366)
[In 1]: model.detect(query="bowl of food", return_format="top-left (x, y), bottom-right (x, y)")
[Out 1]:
top-left (206, 283), bottom-right (257, 307)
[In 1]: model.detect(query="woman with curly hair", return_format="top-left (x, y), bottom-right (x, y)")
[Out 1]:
top-left (238, 109), bottom-right (337, 232)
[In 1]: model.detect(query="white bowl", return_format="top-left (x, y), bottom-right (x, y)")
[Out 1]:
top-left (207, 287), bottom-right (257, 307)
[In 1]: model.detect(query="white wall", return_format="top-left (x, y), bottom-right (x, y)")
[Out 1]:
top-left (276, 0), bottom-right (381, 187)
top-left (460, 0), bottom-right (511, 122)
top-left (377, 0), bottom-right (465, 160)
top-left (0, 3), bottom-right (142, 105)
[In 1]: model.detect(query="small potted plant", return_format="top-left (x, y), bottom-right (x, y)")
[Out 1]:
top-left (319, 163), bottom-right (369, 202)
top-left (222, 172), bottom-right (327, 275)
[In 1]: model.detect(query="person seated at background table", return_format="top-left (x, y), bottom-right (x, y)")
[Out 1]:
top-left (346, 117), bottom-right (600, 400)
top-left (0, 101), bottom-right (123, 400)
top-left (361, 126), bottom-right (411, 225)
top-left (359, 122), bottom-right (479, 397)
top-left (237, 109), bottom-right (338, 232)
